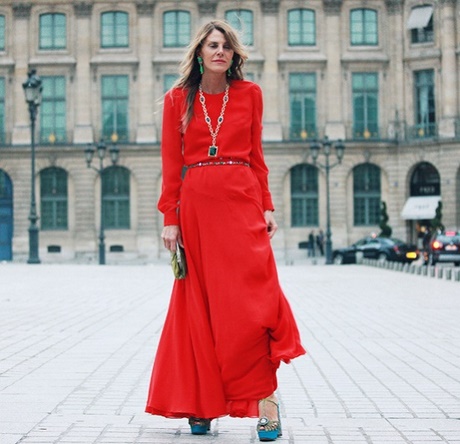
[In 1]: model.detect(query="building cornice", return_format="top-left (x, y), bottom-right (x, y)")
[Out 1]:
top-left (13, 3), bottom-right (32, 19)
top-left (261, 0), bottom-right (280, 14)
top-left (73, 2), bottom-right (92, 18)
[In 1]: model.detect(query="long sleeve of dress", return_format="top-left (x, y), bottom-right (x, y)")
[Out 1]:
top-left (249, 84), bottom-right (275, 212)
top-left (157, 90), bottom-right (185, 226)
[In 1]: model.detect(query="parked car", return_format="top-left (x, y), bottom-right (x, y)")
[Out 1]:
top-left (423, 230), bottom-right (460, 266)
top-left (332, 236), bottom-right (419, 265)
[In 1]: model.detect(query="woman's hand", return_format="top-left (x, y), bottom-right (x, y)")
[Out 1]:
top-left (161, 225), bottom-right (183, 252)
top-left (264, 210), bottom-right (278, 239)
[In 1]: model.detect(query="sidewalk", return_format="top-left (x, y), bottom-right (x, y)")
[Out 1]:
top-left (1, 263), bottom-right (459, 444)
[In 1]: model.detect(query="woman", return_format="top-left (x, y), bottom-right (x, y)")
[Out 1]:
top-left (145, 20), bottom-right (305, 442)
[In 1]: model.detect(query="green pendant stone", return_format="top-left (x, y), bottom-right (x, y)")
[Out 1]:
top-left (208, 145), bottom-right (218, 157)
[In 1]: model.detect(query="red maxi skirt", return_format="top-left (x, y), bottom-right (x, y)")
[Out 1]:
top-left (146, 164), bottom-right (306, 419)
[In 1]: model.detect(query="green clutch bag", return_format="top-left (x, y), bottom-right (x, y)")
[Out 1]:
top-left (171, 244), bottom-right (187, 279)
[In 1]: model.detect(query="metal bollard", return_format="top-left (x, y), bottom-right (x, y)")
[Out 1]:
top-left (429, 267), bottom-right (436, 278)
top-left (437, 268), bottom-right (443, 279)
top-left (445, 269), bottom-right (452, 280)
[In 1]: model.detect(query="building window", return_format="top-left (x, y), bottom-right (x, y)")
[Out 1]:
top-left (101, 11), bottom-right (129, 48)
top-left (225, 9), bottom-right (254, 46)
top-left (163, 11), bottom-right (190, 48)
top-left (410, 162), bottom-right (440, 196)
top-left (288, 9), bottom-right (315, 46)
top-left (289, 73), bottom-right (317, 140)
top-left (40, 76), bottom-right (66, 144)
top-left (414, 69), bottom-right (436, 138)
top-left (352, 73), bottom-right (379, 139)
top-left (0, 15), bottom-right (5, 51)
top-left (407, 5), bottom-right (434, 44)
top-left (39, 13), bottom-right (66, 50)
top-left (163, 74), bottom-right (179, 93)
top-left (0, 77), bottom-right (4, 144)
top-left (102, 166), bottom-right (130, 229)
top-left (40, 167), bottom-right (68, 230)
top-left (350, 8), bottom-right (378, 46)
top-left (101, 75), bottom-right (129, 142)
top-left (291, 164), bottom-right (318, 227)
top-left (353, 164), bottom-right (381, 226)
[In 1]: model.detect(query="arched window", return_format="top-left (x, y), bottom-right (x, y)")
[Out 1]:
top-left (101, 11), bottom-right (129, 48)
top-left (39, 13), bottom-right (66, 49)
top-left (350, 8), bottom-right (378, 46)
top-left (288, 9), bottom-right (315, 46)
top-left (353, 164), bottom-right (381, 225)
top-left (291, 164), bottom-right (318, 227)
top-left (102, 166), bottom-right (130, 229)
top-left (410, 162), bottom-right (440, 196)
top-left (40, 167), bottom-right (68, 230)
top-left (225, 9), bottom-right (254, 46)
top-left (163, 11), bottom-right (190, 47)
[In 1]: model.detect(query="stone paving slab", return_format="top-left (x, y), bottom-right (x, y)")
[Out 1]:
top-left (0, 263), bottom-right (459, 444)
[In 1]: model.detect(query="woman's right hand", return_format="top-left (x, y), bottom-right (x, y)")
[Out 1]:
top-left (161, 225), bottom-right (182, 252)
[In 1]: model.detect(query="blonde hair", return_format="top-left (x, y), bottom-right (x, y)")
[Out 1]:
top-left (172, 20), bottom-right (248, 129)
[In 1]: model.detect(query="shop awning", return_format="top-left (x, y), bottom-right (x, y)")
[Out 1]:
top-left (401, 196), bottom-right (441, 220)
top-left (407, 6), bottom-right (433, 30)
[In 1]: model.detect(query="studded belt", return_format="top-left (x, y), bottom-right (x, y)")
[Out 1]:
top-left (186, 157), bottom-right (250, 169)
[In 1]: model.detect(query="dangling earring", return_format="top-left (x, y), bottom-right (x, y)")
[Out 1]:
top-left (197, 56), bottom-right (204, 75)
top-left (227, 59), bottom-right (233, 76)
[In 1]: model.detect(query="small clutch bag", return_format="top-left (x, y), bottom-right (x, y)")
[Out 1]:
top-left (171, 244), bottom-right (187, 279)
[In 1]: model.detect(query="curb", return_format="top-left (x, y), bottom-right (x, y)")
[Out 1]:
top-left (361, 258), bottom-right (460, 282)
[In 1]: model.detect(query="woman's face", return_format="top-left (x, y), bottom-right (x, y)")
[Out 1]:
top-left (198, 29), bottom-right (234, 76)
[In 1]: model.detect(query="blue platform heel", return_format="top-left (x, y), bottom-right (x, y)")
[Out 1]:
top-left (188, 417), bottom-right (211, 435)
top-left (257, 398), bottom-right (282, 441)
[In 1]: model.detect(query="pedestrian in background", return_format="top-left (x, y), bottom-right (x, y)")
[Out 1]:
top-left (145, 20), bottom-right (305, 442)
top-left (316, 229), bottom-right (325, 256)
top-left (308, 230), bottom-right (315, 257)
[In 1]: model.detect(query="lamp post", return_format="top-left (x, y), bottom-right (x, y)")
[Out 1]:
top-left (310, 137), bottom-right (345, 265)
top-left (85, 136), bottom-right (119, 265)
top-left (22, 69), bottom-right (43, 264)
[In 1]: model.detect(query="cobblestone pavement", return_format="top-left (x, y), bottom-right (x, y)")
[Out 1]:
top-left (1, 263), bottom-right (459, 444)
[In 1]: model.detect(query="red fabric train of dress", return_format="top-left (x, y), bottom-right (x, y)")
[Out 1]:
top-left (146, 80), bottom-right (306, 419)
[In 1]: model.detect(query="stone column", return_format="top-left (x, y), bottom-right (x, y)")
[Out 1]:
top-left (438, 0), bottom-right (457, 138)
top-left (385, 0), bottom-right (405, 141)
top-left (73, 2), bottom-right (94, 144)
top-left (136, 1), bottom-right (156, 143)
top-left (261, 0), bottom-right (282, 141)
top-left (11, 3), bottom-right (32, 145)
top-left (323, 0), bottom-right (345, 139)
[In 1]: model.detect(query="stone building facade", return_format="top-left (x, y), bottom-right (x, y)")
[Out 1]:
top-left (0, 0), bottom-right (459, 264)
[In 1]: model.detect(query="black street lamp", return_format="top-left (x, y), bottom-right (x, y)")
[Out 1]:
top-left (85, 136), bottom-right (120, 265)
top-left (310, 137), bottom-right (345, 265)
top-left (22, 69), bottom-right (43, 264)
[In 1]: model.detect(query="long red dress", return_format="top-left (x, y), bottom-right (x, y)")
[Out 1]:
top-left (146, 80), bottom-right (306, 419)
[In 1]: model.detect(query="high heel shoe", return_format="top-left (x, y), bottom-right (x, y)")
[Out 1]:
top-left (257, 398), bottom-right (282, 442)
top-left (188, 417), bottom-right (211, 435)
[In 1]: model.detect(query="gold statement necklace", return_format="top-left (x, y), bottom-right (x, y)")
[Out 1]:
top-left (198, 83), bottom-right (229, 157)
